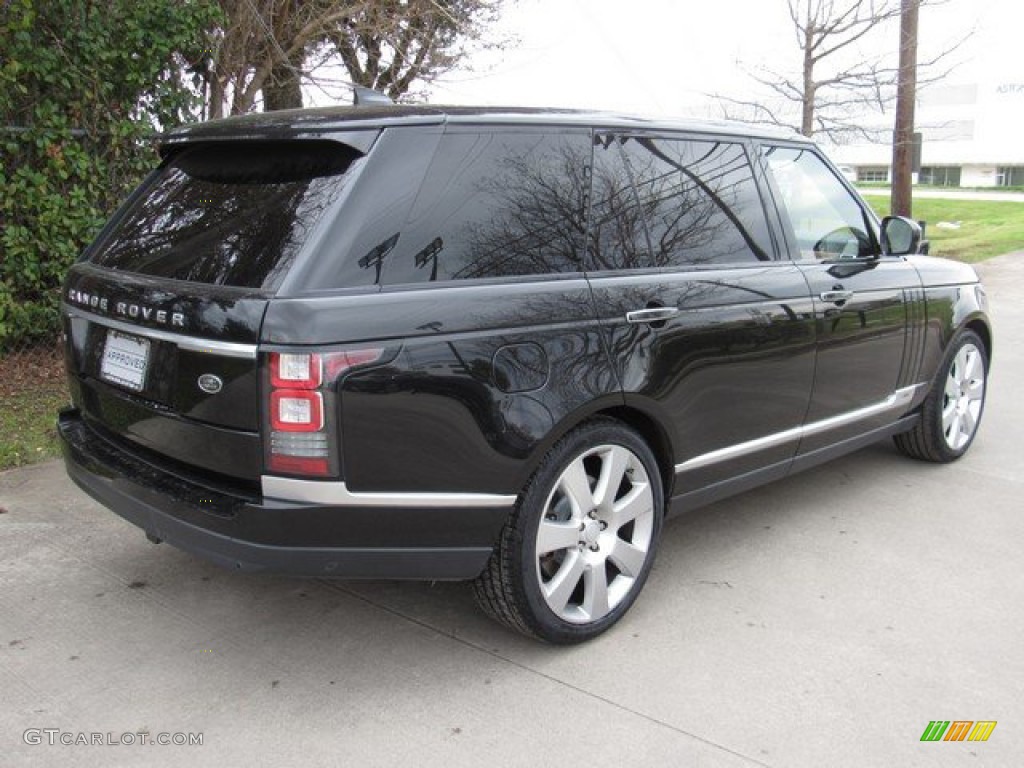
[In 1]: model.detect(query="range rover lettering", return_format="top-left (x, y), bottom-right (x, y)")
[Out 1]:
top-left (58, 104), bottom-right (991, 643)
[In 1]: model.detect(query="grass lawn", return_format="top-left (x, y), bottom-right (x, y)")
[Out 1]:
top-left (0, 347), bottom-right (69, 471)
top-left (866, 197), bottom-right (1024, 262)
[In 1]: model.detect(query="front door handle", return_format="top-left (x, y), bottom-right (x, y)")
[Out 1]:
top-left (625, 307), bottom-right (680, 324)
top-left (820, 290), bottom-right (854, 303)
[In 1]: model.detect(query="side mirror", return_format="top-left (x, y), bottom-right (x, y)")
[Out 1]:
top-left (880, 216), bottom-right (922, 256)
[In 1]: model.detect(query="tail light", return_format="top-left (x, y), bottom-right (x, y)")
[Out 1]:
top-left (264, 348), bottom-right (384, 478)
top-left (271, 352), bottom-right (322, 389)
top-left (270, 390), bottom-right (324, 431)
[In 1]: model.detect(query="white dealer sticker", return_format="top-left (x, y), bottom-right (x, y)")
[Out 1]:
top-left (100, 330), bottom-right (150, 392)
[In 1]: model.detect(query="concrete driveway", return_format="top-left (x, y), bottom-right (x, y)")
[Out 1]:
top-left (2, 254), bottom-right (1022, 767)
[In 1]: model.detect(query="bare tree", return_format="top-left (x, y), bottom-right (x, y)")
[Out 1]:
top-left (205, 1), bottom-right (343, 118)
top-left (718, 0), bottom-right (960, 141)
top-left (201, 0), bottom-right (507, 119)
top-left (326, 0), bottom-right (505, 101)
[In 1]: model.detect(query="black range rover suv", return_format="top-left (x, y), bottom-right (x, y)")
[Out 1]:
top-left (59, 105), bottom-right (991, 643)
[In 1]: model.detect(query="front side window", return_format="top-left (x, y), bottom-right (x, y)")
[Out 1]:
top-left (762, 146), bottom-right (876, 261)
top-left (590, 135), bottom-right (773, 270)
top-left (380, 131), bottom-right (590, 285)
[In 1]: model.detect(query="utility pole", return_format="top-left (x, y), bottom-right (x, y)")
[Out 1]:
top-left (892, 0), bottom-right (919, 218)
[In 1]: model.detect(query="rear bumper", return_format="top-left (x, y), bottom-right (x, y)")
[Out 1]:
top-left (58, 409), bottom-right (510, 579)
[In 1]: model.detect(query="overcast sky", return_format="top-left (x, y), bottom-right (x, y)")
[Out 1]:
top-left (409, 0), bottom-right (1023, 118)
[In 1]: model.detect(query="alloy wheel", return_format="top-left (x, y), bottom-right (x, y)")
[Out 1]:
top-left (941, 341), bottom-right (986, 451)
top-left (534, 444), bottom-right (655, 624)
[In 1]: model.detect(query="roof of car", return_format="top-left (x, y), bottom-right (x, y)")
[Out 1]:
top-left (160, 104), bottom-right (806, 146)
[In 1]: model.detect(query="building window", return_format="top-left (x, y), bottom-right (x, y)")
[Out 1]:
top-left (856, 167), bottom-right (889, 183)
top-left (996, 167), bottom-right (1024, 187)
top-left (919, 166), bottom-right (961, 187)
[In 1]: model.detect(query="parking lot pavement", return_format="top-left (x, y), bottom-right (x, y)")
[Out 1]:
top-left (2, 253), bottom-right (1022, 768)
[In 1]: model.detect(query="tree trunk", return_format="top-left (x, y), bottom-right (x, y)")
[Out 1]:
top-left (801, 17), bottom-right (816, 136)
top-left (262, 60), bottom-right (303, 112)
top-left (209, 75), bottom-right (224, 120)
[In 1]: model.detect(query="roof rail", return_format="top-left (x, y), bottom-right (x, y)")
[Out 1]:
top-left (352, 86), bottom-right (394, 107)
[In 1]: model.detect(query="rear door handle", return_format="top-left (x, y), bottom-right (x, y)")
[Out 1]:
top-left (625, 307), bottom-right (680, 324)
top-left (820, 290), bottom-right (854, 303)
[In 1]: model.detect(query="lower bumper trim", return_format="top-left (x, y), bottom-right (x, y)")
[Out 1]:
top-left (58, 409), bottom-right (504, 580)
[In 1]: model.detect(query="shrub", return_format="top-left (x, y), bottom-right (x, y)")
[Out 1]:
top-left (0, 0), bottom-right (218, 351)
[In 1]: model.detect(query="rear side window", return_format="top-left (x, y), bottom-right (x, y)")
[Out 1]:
top-left (88, 141), bottom-right (360, 289)
top-left (380, 131), bottom-right (590, 285)
top-left (590, 135), bottom-right (773, 270)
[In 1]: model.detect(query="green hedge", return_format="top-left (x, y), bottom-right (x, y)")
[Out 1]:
top-left (0, 0), bottom-right (218, 351)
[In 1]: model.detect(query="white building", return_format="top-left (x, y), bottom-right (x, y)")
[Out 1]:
top-left (828, 78), bottom-right (1024, 188)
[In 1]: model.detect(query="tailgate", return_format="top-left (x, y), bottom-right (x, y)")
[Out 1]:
top-left (63, 266), bottom-right (267, 485)
top-left (60, 137), bottom-right (366, 486)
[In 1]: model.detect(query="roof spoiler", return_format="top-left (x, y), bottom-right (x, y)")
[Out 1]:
top-left (352, 86), bottom-right (394, 107)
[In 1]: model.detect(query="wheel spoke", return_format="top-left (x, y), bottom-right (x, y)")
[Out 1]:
top-left (949, 412), bottom-right (963, 442)
top-left (559, 458), bottom-right (594, 516)
top-left (944, 375), bottom-right (959, 401)
top-left (537, 518), bottom-right (581, 556)
top-left (961, 406), bottom-right (977, 437)
top-left (965, 377), bottom-right (984, 400)
top-left (607, 484), bottom-right (652, 531)
top-left (593, 446), bottom-right (629, 510)
top-left (542, 551), bottom-right (585, 614)
top-left (608, 538), bottom-right (647, 578)
top-left (941, 401), bottom-right (957, 433)
top-left (581, 561), bottom-right (610, 620)
top-left (950, 350), bottom-right (963, 379)
top-left (962, 348), bottom-right (981, 383)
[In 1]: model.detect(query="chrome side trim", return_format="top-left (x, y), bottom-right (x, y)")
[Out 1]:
top-left (674, 384), bottom-right (923, 474)
top-left (64, 305), bottom-right (258, 359)
top-left (262, 476), bottom-right (517, 508)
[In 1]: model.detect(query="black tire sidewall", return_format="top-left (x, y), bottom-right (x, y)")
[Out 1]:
top-left (511, 421), bottom-right (665, 644)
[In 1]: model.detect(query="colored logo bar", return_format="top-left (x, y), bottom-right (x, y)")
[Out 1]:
top-left (920, 721), bottom-right (997, 742)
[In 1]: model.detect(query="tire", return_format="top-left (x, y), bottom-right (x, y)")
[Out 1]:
top-left (894, 329), bottom-right (988, 463)
top-left (473, 419), bottom-right (664, 644)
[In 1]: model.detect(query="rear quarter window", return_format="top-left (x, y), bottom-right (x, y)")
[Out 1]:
top-left (380, 130), bottom-right (591, 285)
top-left (88, 140), bottom-right (361, 290)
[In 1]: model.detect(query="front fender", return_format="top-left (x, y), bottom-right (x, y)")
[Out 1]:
top-left (918, 279), bottom-right (992, 382)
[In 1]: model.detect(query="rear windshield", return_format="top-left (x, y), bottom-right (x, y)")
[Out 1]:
top-left (88, 140), bottom-right (361, 289)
